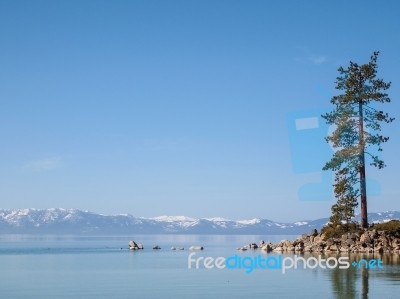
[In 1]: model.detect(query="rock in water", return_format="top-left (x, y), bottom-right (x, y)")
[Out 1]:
top-left (128, 240), bottom-right (143, 250)
top-left (153, 245), bottom-right (161, 250)
top-left (249, 243), bottom-right (258, 249)
top-left (189, 246), bottom-right (204, 250)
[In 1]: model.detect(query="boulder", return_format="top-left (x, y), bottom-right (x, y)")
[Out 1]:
top-left (314, 235), bottom-right (323, 244)
top-left (189, 246), bottom-right (204, 250)
top-left (128, 240), bottom-right (143, 250)
top-left (360, 233), bottom-right (371, 244)
top-left (249, 243), bottom-right (258, 249)
top-left (300, 233), bottom-right (308, 240)
top-left (329, 244), bottom-right (338, 251)
top-left (282, 240), bottom-right (292, 248)
top-left (261, 243), bottom-right (273, 252)
top-left (325, 238), bottom-right (334, 246)
top-left (304, 245), bottom-right (313, 252)
top-left (339, 245), bottom-right (350, 252)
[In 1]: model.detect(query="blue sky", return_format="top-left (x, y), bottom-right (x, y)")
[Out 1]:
top-left (0, 0), bottom-right (399, 221)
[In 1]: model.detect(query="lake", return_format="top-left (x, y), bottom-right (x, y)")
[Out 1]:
top-left (0, 235), bottom-right (399, 298)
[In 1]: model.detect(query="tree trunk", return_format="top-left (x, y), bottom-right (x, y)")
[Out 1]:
top-left (359, 100), bottom-right (368, 228)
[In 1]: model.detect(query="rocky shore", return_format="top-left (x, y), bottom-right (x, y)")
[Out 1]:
top-left (240, 229), bottom-right (400, 254)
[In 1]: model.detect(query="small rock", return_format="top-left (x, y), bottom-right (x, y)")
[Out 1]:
top-left (189, 246), bottom-right (204, 250)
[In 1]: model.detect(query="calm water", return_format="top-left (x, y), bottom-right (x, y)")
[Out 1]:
top-left (0, 235), bottom-right (399, 298)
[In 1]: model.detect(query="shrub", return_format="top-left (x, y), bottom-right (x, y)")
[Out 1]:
top-left (374, 220), bottom-right (400, 236)
top-left (321, 222), bottom-right (360, 239)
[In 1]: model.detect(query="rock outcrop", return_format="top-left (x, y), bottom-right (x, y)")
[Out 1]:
top-left (247, 229), bottom-right (400, 254)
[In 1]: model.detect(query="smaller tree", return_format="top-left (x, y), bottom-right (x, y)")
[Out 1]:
top-left (329, 168), bottom-right (358, 228)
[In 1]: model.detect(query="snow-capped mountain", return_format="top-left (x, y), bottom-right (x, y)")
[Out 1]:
top-left (0, 208), bottom-right (398, 235)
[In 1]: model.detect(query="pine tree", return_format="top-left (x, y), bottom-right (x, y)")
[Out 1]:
top-left (329, 168), bottom-right (358, 227)
top-left (323, 52), bottom-right (394, 228)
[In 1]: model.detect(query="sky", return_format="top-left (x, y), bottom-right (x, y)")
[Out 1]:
top-left (0, 0), bottom-right (399, 222)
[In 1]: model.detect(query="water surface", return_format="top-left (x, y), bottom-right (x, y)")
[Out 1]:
top-left (0, 235), bottom-right (398, 298)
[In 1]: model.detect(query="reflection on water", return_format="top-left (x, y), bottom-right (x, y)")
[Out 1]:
top-left (361, 267), bottom-right (369, 299)
top-left (330, 261), bottom-right (357, 298)
top-left (326, 254), bottom-right (400, 299)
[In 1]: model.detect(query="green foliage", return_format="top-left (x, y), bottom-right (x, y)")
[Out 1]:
top-left (321, 222), bottom-right (361, 240)
top-left (322, 51), bottom-right (393, 172)
top-left (329, 168), bottom-right (358, 225)
top-left (322, 220), bottom-right (400, 240)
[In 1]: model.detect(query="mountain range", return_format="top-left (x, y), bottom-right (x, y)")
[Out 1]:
top-left (0, 208), bottom-right (399, 235)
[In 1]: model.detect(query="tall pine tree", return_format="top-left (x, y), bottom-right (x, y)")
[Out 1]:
top-left (323, 52), bottom-right (394, 228)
